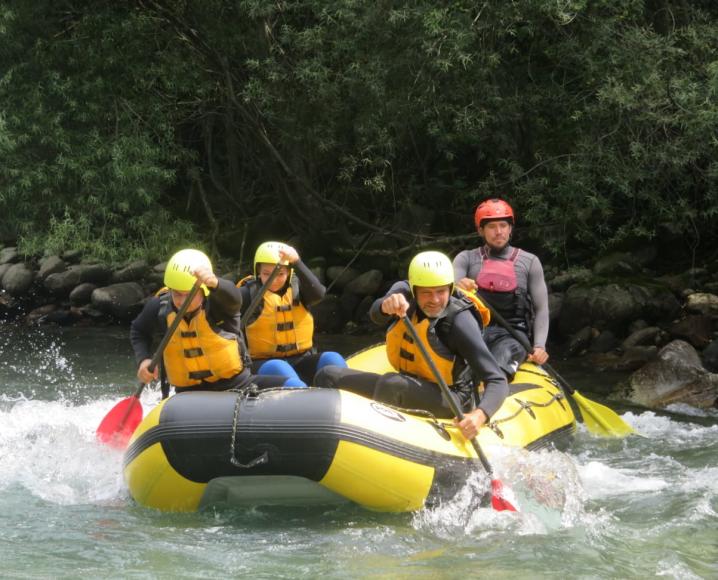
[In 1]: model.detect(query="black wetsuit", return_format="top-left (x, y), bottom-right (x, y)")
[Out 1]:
top-left (314, 281), bottom-right (508, 420)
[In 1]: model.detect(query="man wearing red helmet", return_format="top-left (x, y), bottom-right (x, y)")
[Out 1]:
top-left (453, 199), bottom-right (550, 378)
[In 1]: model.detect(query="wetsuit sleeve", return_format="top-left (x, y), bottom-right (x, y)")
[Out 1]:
top-left (294, 260), bottom-right (326, 306)
top-left (129, 297), bottom-right (162, 366)
top-left (452, 250), bottom-right (471, 281)
top-left (369, 280), bottom-right (411, 326)
top-left (446, 309), bottom-right (509, 418)
top-left (237, 282), bottom-right (253, 315)
top-left (208, 277), bottom-right (243, 316)
top-left (527, 258), bottom-right (549, 349)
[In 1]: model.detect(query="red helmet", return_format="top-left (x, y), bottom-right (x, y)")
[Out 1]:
top-left (474, 198), bottom-right (515, 229)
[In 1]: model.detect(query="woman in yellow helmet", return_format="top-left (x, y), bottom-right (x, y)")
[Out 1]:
top-left (314, 251), bottom-right (508, 440)
top-left (237, 241), bottom-right (346, 385)
top-left (130, 249), bottom-right (302, 394)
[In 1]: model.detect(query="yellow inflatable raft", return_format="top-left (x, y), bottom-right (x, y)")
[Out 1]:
top-left (123, 345), bottom-right (575, 512)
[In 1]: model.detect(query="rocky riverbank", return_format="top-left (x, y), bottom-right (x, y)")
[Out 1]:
top-left (1, 244), bottom-right (716, 410)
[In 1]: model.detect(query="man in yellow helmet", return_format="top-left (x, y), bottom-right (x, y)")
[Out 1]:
top-left (315, 251), bottom-right (508, 439)
top-left (130, 249), bottom-right (299, 395)
top-left (237, 241), bottom-right (346, 385)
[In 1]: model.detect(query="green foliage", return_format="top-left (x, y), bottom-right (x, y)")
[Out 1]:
top-left (1, 0), bottom-right (717, 265)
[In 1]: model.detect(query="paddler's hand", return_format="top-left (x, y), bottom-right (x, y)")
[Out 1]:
top-left (278, 245), bottom-right (299, 265)
top-left (137, 358), bottom-right (158, 384)
top-left (454, 408), bottom-right (488, 440)
top-left (528, 346), bottom-right (549, 365)
top-left (192, 265), bottom-right (219, 290)
top-left (381, 293), bottom-right (410, 318)
top-left (456, 277), bottom-right (477, 292)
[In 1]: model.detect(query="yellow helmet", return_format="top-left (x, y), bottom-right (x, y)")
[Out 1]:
top-left (407, 251), bottom-right (454, 293)
top-left (253, 241), bottom-right (290, 276)
top-left (164, 249), bottom-right (212, 295)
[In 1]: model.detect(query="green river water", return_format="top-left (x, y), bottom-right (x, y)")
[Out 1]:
top-left (0, 323), bottom-right (716, 579)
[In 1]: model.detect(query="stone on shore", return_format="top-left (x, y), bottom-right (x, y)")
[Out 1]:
top-left (91, 282), bottom-right (146, 320)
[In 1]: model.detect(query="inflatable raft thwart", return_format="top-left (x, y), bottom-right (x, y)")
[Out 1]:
top-left (123, 348), bottom-right (576, 512)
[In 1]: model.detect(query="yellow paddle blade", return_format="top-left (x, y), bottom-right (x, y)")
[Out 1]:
top-left (572, 391), bottom-right (636, 437)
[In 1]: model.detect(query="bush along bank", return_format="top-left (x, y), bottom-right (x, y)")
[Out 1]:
top-left (1, 244), bottom-right (716, 410)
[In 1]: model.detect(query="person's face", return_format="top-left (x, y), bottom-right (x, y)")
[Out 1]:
top-left (415, 285), bottom-right (451, 318)
top-left (479, 220), bottom-right (512, 250)
top-left (171, 289), bottom-right (204, 313)
top-left (258, 263), bottom-right (290, 292)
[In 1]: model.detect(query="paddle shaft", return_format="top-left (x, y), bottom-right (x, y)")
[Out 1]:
top-left (402, 317), bottom-right (496, 477)
top-left (241, 262), bottom-right (284, 330)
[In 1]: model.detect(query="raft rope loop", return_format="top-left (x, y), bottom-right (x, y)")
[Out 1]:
top-left (487, 392), bottom-right (566, 439)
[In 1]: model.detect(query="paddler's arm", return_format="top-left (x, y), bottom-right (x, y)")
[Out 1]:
top-left (129, 296), bottom-right (162, 382)
top-left (369, 281), bottom-right (411, 326)
top-left (527, 257), bottom-right (550, 364)
top-left (207, 277), bottom-right (243, 315)
top-left (447, 309), bottom-right (509, 439)
top-left (292, 259), bottom-right (326, 306)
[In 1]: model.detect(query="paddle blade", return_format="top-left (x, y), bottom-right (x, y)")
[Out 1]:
top-left (490, 478), bottom-right (518, 512)
top-left (96, 396), bottom-right (143, 448)
top-left (573, 391), bottom-right (636, 437)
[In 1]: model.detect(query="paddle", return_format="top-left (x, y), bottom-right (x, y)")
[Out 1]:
top-left (402, 316), bottom-right (517, 512)
top-left (96, 279), bottom-right (203, 448)
top-left (241, 262), bottom-right (283, 330)
top-left (476, 295), bottom-right (636, 437)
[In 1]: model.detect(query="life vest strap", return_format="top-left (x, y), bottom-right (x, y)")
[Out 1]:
top-left (402, 332), bottom-right (414, 343)
top-left (181, 331), bottom-right (197, 338)
top-left (277, 322), bottom-right (295, 331)
top-left (399, 348), bottom-right (415, 362)
top-left (276, 304), bottom-right (292, 312)
top-left (276, 343), bottom-right (298, 353)
top-left (184, 347), bottom-right (203, 358)
top-left (188, 370), bottom-right (213, 380)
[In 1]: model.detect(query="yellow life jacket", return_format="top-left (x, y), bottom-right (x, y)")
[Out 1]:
top-left (160, 295), bottom-right (244, 388)
top-left (385, 290), bottom-right (490, 387)
top-left (237, 276), bottom-right (314, 359)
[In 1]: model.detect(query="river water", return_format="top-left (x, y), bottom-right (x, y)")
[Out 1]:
top-left (1, 323), bottom-right (716, 579)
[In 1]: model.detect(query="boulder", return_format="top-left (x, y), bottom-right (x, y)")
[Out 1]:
top-left (310, 295), bottom-right (345, 333)
top-left (548, 292), bottom-right (563, 324)
top-left (668, 315), bottom-right (713, 349)
top-left (701, 339), bottom-right (718, 373)
top-left (0, 246), bottom-right (19, 264)
top-left (44, 264), bottom-right (112, 297)
top-left (345, 269), bottom-right (383, 296)
top-left (1, 263), bottom-right (35, 297)
top-left (558, 282), bottom-right (681, 337)
top-left (621, 340), bottom-right (718, 409)
top-left (91, 282), bottom-right (145, 320)
top-left (587, 329), bottom-right (619, 354)
top-left (38, 256), bottom-right (66, 280)
top-left (325, 266), bottom-right (360, 292)
top-left (111, 260), bottom-right (149, 283)
top-left (69, 282), bottom-right (97, 306)
top-left (684, 292), bottom-right (718, 317)
top-left (621, 326), bottom-right (662, 350)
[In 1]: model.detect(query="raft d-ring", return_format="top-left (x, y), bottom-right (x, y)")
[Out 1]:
top-left (514, 398), bottom-right (536, 419)
top-left (230, 450), bottom-right (269, 469)
top-left (489, 422), bottom-right (505, 439)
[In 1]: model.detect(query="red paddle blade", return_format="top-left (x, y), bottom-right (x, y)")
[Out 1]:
top-left (96, 396), bottom-right (143, 449)
top-left (490, 479), bottom-right (518, 512)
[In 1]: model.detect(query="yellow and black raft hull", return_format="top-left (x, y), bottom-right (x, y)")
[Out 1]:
top-left (123, 350), bottom-right (575, 513)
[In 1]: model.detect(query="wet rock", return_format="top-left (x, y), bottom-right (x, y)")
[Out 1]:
top-left (2, 263), bottom-right (35, 297)
top-left (25, 304), bottom-right (58, 326)
top-left (587, 329), bottom-right (619, 354)
top-left (44, 264), bottom-right (112, 297)
top-left (621, 340), bottom-right (718, 409)
top-left (339, 291), bottom-right (362, 322)
top-left (566, 326), bottom-right (596, 356)
top-left (91, 282), bottom-right (146, 320)
top-left (622, 326), bottom-right (662, 349)
top-left (61, 249), bottom-right (82, 263)
top-left (548, 293), bottom-right (563, 323)
top-left (669, 315), bottom-right (713, 349)
top-left (549, 267), bottom-right (592, 292)
top-left (69, 282), bottom-right (97, 306)
top-left (593, 251), bottom-right (640, 276)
